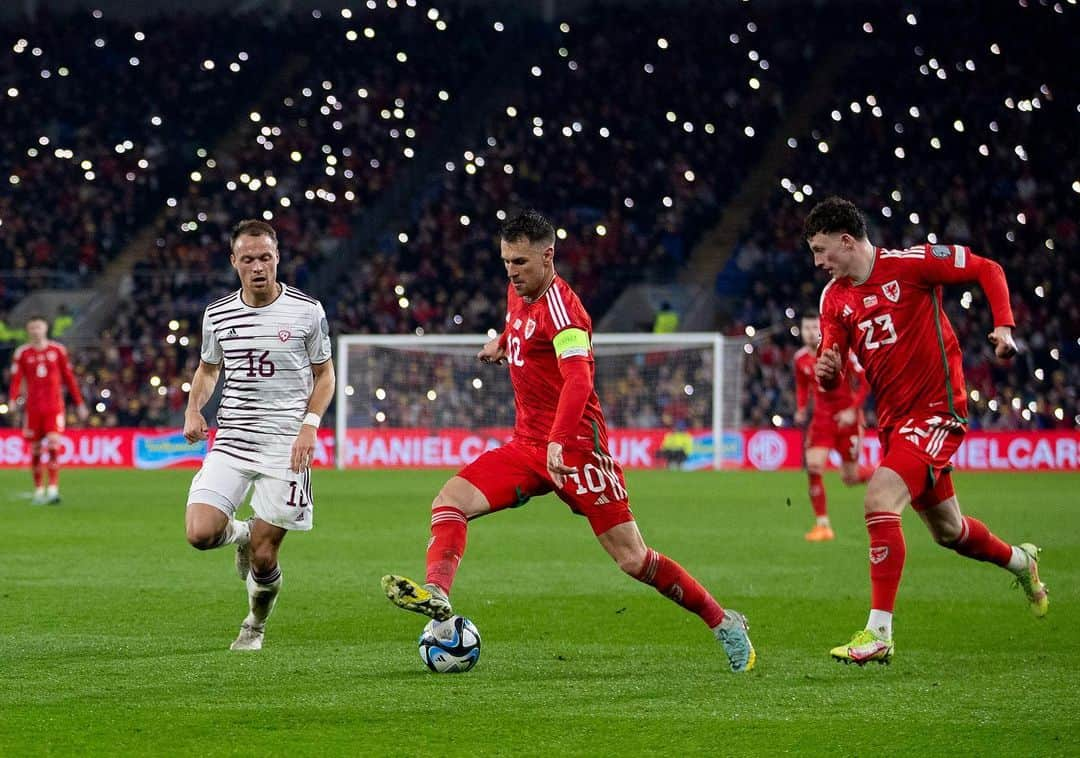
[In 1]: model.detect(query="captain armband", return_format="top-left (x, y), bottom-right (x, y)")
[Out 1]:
top-left (553, 327), bottom-right (591, 360)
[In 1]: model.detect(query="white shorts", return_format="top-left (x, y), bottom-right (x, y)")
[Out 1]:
top-left (186, 451), bottom-right (313, 531)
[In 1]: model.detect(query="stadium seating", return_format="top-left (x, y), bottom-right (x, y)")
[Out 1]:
top-left (731, 0), bottom-right (1078, 430)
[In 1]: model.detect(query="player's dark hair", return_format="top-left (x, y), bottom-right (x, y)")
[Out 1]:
top-left (230, 219), bottom-right (278, 250)
top-left (500, 209), bottom-right (556, 247)
top-left (801, 310), bottom-right (820, 320)
top-left (803, 196), bottom-right (867, 241)
top-left (26, 314), bottom-right (49, 328)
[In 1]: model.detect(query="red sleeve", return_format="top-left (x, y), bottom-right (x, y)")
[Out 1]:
top-left (57, 348), bottom-right (84, 406)
top-left (548, 357), bottom-right (592, 447)
top-left (8, 353), bottom-right (23, 402)
top-left (817, 283), bottom-right (851, 390)
top-left (916, 245), bottom-right (1015, 327)
top-left (847, 355), bottom-right (869, 407)
top-left (794, 356), bottom-right (810, 412)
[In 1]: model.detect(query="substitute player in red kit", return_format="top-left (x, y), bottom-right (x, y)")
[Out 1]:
top-left (793, 311), bottom-right (873, 541)
top-left (382, 209), bottom-right (755, 672)
top-left (806, 197), bottom-right (1047, 666)
top-left (8, 316), bottom-right (89, 504)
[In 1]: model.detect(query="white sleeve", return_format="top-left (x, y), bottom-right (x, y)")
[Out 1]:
top-left (306, 302), bottom-right (332, 364)
top-left (200, 308), bottom-right (222, 364)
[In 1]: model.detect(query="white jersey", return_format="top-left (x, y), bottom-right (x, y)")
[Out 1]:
top-left (200, 283), bottom-right (331, 469)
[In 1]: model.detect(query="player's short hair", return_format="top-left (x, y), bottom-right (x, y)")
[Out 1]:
top-left (230, 219), bottom-right (278, 250)
top-left (500, 209), bottom-right (555, 248)
top-left (801, 310), bottom-right (820, 321)
top-left (803, 196), bottom-right (867, 241)
top-left (26, 314), bottom-right (49, 328)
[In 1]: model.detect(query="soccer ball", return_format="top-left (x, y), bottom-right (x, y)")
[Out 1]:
top-left (417, 615), bottom-right (481, 673)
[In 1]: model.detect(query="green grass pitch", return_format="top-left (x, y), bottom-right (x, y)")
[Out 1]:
top-left (1, 468), bottom-right (1077, 756)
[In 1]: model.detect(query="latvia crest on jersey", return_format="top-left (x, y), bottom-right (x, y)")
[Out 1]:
top-left (524, 318), bottom-right (536, 339)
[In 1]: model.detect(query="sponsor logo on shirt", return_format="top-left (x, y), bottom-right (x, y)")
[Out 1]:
top-left (863, 295), bottom-right (878, 307)
top-left (226, 328), bottom-right (238, 337)
top-left (842, 305), bottom-right (854, 317)
top-left (882, 280), bottom-right (901, 303)
top-left (931, 244), bottom-right (952, 259)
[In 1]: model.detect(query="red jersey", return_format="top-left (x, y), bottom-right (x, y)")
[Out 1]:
top-left (794, 346), bottom-right (868, 421)
top-left (9, 341), bottom-right (84, 412)
top-left (499, 275), bottom-right (609, 451)
top-left (819, 243), bottom-right (1014, 430)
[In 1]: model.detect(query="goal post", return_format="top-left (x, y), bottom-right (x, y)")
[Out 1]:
top-left (334, 333), bottom-right (744, 470)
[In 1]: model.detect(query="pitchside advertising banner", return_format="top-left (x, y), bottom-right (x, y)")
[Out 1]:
top-left (0, 428), bottom-right (1078, 472)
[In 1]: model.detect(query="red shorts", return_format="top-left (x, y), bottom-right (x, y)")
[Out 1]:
top-left (22, 406), bottom-right (65, 441)
top-left (879, 414), bottom-right (965, 511)
top-left (806, 421), bottom-right (862, 463)
top-left (458, 439), bottom-right (635, 536)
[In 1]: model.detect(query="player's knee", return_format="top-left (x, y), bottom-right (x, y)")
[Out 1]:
top-left (250, 543), bottom-right (279, 574)
top-left (185, 525), bottom-right (220, 551)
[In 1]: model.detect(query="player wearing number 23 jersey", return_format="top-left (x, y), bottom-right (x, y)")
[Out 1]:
top-left (381, 210), bottom-right (756, 673)
top-left (807, 197), bottom-right (1045, 668)
top-left (818, 240), bottom-right (1013, 492)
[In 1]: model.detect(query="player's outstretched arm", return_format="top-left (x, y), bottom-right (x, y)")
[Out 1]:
top-left (183, 360), bottom-right (221, 443)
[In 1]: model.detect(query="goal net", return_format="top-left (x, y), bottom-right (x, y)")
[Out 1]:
top-left (334, 333), bottom-right (744, 470)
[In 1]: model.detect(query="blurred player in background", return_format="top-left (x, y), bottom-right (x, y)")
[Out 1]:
top-left (382, 209), bottom-right (756, 673)
top-left (807, 197), bottom-right (1047, 666)
top-left (183, 220), bottom-right (334, 651)
top-left (793, 311), bottom-right (872, 541)
top-left (8, 316), bottom-right (88, 504)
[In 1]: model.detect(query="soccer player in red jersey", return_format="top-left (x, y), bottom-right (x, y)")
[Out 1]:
top-left (8, 316), bottom-right (89, 504)
top-left (382, 210), bottom-right (755, 672)
top-left (793, 311), bottom-right (872, 541)
top-left (806, 197), bottom-right (1047, 665)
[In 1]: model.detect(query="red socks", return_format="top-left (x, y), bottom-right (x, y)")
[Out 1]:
top-left (947, 516), bottom-right (1012, 566)
top-left (808, 473), bottom-right (827, 518)
top-left (46, 445), bottom-right (60, 487)
top-left (425, 506), bottom-right (468, 594)
top-left (865, 511), bottom-right (905, 613)
top-left (635, 548), bottom-right (725, 628)
top-left (31, 449), bottom-right (44, 488)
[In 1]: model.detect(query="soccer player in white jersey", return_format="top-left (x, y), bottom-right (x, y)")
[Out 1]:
top-left (183, 219), bottom-right (335, 651)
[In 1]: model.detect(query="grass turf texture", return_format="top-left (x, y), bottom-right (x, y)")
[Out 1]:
top-left (1, 469), bottom-right (1077, 756)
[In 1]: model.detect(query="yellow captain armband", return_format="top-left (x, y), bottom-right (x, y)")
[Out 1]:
top-left (553, 327), bottom-right (591, 359)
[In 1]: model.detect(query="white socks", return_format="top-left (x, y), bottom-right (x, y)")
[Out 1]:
top-left (866, 609), bottom-right (893, 640)
top-left (244, 568), bottom-right (282, 630)
top-left (816, 516), bottom-right (831, 528)
top-left (1005, 545), bottom-right (1029, 574)
top-left (220, 518), bottom-right (251, 547)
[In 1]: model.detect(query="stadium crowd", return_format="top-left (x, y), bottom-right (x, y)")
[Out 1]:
top-left (732, 0), bottom-right (1078, 431)
top-left (0, 1), bottom-right (1074, 433)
